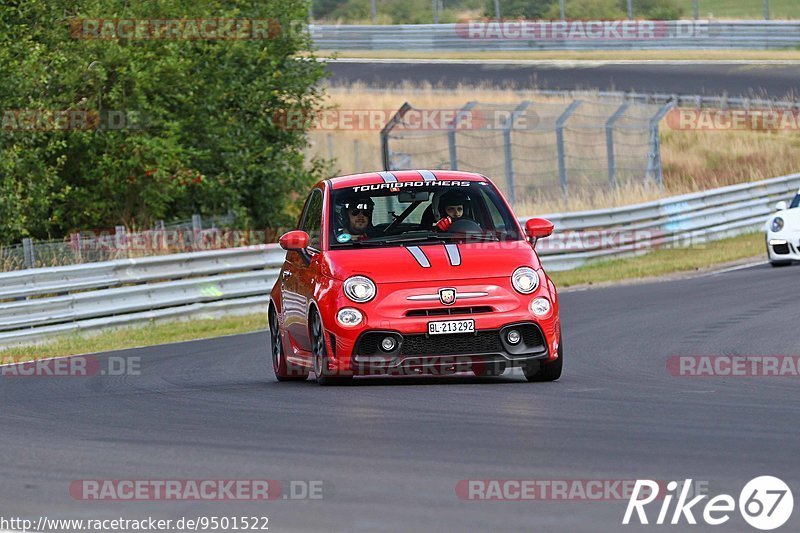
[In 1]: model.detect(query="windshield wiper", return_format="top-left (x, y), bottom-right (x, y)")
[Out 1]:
top-left (357, 231), bottom-right (446, 245)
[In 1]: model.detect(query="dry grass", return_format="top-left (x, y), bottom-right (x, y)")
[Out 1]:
top-left (309, 84), bottom-right (800, 215)
top-left (661, 128), bottom-right (800, 194)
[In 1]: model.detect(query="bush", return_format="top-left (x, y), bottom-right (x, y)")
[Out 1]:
top-left (0, 0), bottom-right (327, 244)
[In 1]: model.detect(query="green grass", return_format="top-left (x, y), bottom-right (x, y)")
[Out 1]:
top-left (0, 313), bottom-right (268, 362)
top-left (549, 231), bottom-right (764, 288)
top-left (692, 0), bottom-right (799, 19)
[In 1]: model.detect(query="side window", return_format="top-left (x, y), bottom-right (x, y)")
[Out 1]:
top-left (483, 194), bottom-right (506, 232)
top-left (301, 189), bottom-right (323, 249)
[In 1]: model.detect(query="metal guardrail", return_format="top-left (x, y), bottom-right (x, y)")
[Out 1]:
top-left (534, 173), bottom-right (800, 270)
top-left (0, 245), bottom-right (285, 346)
top-left (311, 21), bottom-right (800, 50)
top-left (1, 173), bottom-right (796, 347)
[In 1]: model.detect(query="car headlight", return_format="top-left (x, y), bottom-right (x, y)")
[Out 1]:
top-left (337, 308), bottom-right (363, 327)
top-left (530, 297), bottom-right (551, 316)
top-left (771, 217), bottom-right (785, 232)
top-left (343, 276), bottom-right (376, 303)
top-left (512, 267), bottom-right (539, 294)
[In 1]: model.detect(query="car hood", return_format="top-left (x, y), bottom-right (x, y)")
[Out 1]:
top-left (323, 241), bottom-right (541, 283)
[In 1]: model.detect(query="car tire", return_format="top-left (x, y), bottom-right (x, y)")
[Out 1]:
top-left (472, 360), bottom-right (506, 377)
top-left (311, 310), bottom-right (352, 386)
top-left (270, 307), bottom-right (308, 382)
top-left (523, 331), bottom-right (563, 382)
top-left (770, 260), bottom-right (792, 267)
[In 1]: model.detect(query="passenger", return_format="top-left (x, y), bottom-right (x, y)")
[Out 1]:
top-left (340, 197), bottom-right (375, 240)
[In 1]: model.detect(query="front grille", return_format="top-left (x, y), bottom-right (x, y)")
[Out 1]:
top-left (521, 324), bottom-right (544, 348)
top-left (401, 332), bottom-right (502, 356)
top-left (405, 306), bottom-right (493, 317)
top-left (358, 333), bottom-right (382, 355)
top-left (773, 242), bottom-right (791, 255)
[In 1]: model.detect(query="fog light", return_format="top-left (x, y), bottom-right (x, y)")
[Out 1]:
top-left (530, 297), bottom-right (551, 316)
top-left (506, 329), bottom-right (521, 344)
top-left (336, 308), bottom-right (363, 327)
top-left (381, 337), bottom-right (397, 351)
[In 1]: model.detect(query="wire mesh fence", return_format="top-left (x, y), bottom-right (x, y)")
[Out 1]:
top-left (0, 212), bottom-right (243, 272)
top-left (381, 97), bottom-right (674, 206)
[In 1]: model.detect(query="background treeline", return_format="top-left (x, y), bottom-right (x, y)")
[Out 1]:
top-left (312, 0), bottom-right (686, 24)
top-left (0, 0), bottom-right (326, 245)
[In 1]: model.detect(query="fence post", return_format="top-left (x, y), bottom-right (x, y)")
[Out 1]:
top-left (70, 233), bottom-right (83, 263)
top-left (502, 101), bottom-right (530, 206)
top-left (647, 99), bottom-right (676, 187)
top-left (114, 225), bottom-right (127, 258)
top-left (22, 238), bottom-right (35, 269)
top-left (448, 101), bottom-right (477, 171)
top-left (555, 100), bottom-right (582, 197)
top-left (192, 214), bottom-right (202, 251)
top-left (381, 102), bottom-right (412, 170)
top-left (606, 102), bottom-right (630, 189)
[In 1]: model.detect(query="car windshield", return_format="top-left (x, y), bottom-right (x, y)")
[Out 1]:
top-left (791, 194), bottom-right (800, 209)
top-left (329, 181), bottom-right (521, 247)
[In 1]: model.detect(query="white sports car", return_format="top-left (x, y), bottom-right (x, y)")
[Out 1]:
top-left (765, 190), bottom-right (800, 267)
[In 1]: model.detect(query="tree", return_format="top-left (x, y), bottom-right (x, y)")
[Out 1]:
top-left (484, 0), bottom-right (558, 19)
top-left (0, 0), bottom-right (327, 243)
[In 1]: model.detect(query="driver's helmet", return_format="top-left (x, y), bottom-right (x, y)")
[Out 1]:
top-left (339, 196), bottom-right (375, 233)
top-left (437, 189), bottom-right (472, 219)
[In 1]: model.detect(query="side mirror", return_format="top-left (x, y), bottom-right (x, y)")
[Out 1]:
top-left (279, 230), bottom-right (310, 251)
top-left (775, 201), bottom-right (788, 212)
top-left (525, 218), bottom-right (555, 241)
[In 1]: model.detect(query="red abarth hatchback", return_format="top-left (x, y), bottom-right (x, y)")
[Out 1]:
top-left (268, 170), bottom-right (561, 385)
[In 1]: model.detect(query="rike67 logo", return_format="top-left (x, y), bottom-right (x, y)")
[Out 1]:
top-left (623, 476), bottom-right (793, 530)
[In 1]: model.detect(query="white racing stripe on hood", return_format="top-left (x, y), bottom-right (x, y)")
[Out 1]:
top-left (406, 246), bottom-right (431, 268)
top-left (444, 243), bottom-right (461, 266)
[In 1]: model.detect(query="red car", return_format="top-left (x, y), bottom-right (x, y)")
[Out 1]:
top-left (268, 170), bottom-right (561, 385)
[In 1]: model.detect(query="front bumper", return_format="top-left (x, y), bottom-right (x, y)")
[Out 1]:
top-left (318, 276), bottom-right (560, 375)
top-left (766, 234), bottom-right (800, 262)
top-left (349, 322), bottom-right (550, 374)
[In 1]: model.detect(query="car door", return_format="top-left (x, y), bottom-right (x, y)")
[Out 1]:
top-left (283, 188), bottom-right (324, 357)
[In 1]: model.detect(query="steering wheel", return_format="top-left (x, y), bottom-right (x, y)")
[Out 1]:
top-left (446, 217), bottom-right (482, 234)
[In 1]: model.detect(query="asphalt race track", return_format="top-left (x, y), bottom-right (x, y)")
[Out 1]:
top-left (327, 60), bottom-right (800, 99)
top-left (1, 262), bottom-right (798, 532)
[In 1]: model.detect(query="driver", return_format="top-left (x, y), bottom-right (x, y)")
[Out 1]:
top-left (340, 196), bottom-right (375, 240)
top-left (434, 189), bottom-right (470, 232)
